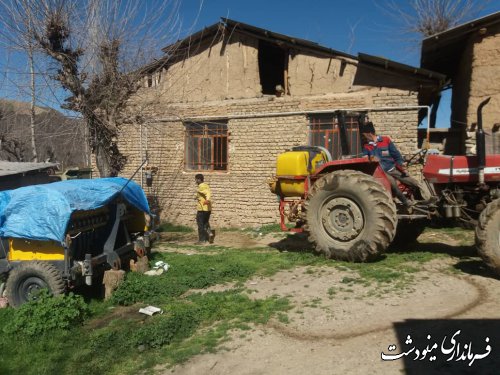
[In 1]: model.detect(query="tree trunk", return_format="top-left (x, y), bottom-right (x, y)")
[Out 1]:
top-left (28, 45), bottom-right (37, 162)
top-left (87, 115), bottom-right (114, 177)
top-left (84, 124), bottom-right (91, 167)
top-left (95, 142), bottom-right (113, 177)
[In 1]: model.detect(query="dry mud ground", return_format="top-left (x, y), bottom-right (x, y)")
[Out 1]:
top-left (157, 230), bottom-right (500, 375)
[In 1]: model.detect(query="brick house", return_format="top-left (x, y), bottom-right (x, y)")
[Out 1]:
top-left (421, 11), bottom-right (500, 155)
top-left (120, 18), bottom-right (444, 228)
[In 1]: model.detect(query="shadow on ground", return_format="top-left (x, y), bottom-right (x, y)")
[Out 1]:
top-left (388, 242), bottom-right (476, 258)
top-left (453, 260), bottom-right (499, 280)
top-left (271, 233), bottom-right (478, 260)
top-left (389, 239), bottom-right (499, 280)
top-left (268, 232), bottom-right (315, 253)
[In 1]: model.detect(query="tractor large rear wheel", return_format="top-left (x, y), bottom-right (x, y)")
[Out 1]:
top-left (304, 170), bottom-right (397, 262)
top-left (476, 199), bottom-right (500, 275)
top-left (5, 261), bottom-right (65, 307)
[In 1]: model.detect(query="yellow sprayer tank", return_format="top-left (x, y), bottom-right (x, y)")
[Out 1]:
top-left (274, 146), bottom-right (331, 197)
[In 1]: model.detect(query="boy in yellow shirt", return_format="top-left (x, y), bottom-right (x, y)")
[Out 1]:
top-left (195, 174), bottom-right (214, 244)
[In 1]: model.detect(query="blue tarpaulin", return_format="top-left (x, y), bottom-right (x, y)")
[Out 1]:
top-left (0, 177), bottom-right (150, 243)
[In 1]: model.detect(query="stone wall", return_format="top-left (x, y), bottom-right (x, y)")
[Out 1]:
top-left (120, 89), bottom-right (420, 229)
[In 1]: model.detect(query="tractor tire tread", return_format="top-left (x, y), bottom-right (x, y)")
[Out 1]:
top-left (304, 170), bottom-right (397, 262)
top-left (475, 199), bottom-right (500, 275)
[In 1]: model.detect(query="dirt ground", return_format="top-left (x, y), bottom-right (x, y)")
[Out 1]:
top-left (157, 230), bottom-right (500, 375)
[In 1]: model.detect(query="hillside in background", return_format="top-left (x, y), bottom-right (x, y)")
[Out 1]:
top-left (0, 99), bottom-right (87, 169)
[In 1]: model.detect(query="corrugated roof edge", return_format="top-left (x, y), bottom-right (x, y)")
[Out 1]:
top-left (422, 11), bottom-right (500, 47)
top-left (0, 161), bottom-right (59, 177)
top-left (358, 53), bottom-right (446, 82)
top-left (147, 17), bottom-right (444, 83)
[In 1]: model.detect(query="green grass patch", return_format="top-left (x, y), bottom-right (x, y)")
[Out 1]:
top-left (423, 227), bottom-right (474, 246)
top-left (111, 250), bottom-right (327, 306)
top-left (334, 251), bottom-right (443, 284)
top-left (0, 247), bottom-right (321, 375)
top-left (277, 312), bottom-right (290, 324)
top-left (327, 287), bottom-right (337, 298)
top-left (4, 291), bottom-right (90, 336)
top-left (253, 224), bottom-right (289, 234)
top-left (0, 241), bottom-right (446, 374)
top-left (0, 290), bottom-right (289, 375)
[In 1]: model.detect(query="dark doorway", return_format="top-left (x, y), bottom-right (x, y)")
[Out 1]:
top-left (258, 40), bottom-right (286, 95)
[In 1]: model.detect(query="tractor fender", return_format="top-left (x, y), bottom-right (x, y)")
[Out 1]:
top-left (312, 158), bottom-right (392, 195)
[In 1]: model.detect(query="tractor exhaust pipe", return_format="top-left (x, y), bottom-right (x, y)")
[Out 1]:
top-left (476, 97), bottom-right (490, 184)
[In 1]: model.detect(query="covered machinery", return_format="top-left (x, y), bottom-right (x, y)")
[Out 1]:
top-left (0, 177), bottom-right (154, 307)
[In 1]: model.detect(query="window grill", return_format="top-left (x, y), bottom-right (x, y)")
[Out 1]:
top-left (309, 113), bottom-right (363, 159)
top-left (185, 122), bottom-right (228, 171)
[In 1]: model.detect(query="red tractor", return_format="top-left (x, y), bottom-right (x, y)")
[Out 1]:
top-left (270, 98), bottom-right (500, 273)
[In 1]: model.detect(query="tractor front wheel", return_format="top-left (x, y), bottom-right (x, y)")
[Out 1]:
top-left (304, 170), bottom-right (397, 262)
top-left (5, 261), bottom-right (65, 307)
top-left (476, 199), bottom-right (500, 275)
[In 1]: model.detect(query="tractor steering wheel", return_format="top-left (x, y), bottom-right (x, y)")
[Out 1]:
top-left (406, 148), bottom-right (428, 167)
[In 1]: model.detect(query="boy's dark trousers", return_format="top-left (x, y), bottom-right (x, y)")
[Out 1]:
top-left (196, 211), bottom-right (211, 242)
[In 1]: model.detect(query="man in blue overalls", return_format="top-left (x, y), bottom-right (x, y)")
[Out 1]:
top-left (360, 121), bottom-right (425, 207)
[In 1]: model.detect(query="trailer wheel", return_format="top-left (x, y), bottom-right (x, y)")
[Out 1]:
top-left (304, 170), bottom-right (397, 262)
top-left (476, 199), bottom-right (500, 275)
top-left (390, 220), bottom-right (427, 250)
top-left (5, 261), bottom-right (65, 307)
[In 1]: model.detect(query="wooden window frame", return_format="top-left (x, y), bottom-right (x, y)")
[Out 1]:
top-left (184, 121), bottom-right (228, 171)
top-left (308, 113), bottom-right (363, 159)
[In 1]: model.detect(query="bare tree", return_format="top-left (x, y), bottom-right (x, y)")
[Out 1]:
top-left (383, 0), bottom-right (489, 37)
top-left (28, 35), bottom-right (38, 162)
top-left (0, 0), bottom-right (185, 176)
top-left (0, 3), bottom-right (40, 161)
top-left (0, 105), bottom-right (25, 161)
top-left (0, 98), bottom-right (86, 165)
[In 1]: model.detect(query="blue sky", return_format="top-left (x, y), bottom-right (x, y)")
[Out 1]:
top-left (180, 0), bottom-right (498, 64)
top-left (1, 0), bottom-right (499, 126)
top-left (181, 0), bottom-right (423, 64)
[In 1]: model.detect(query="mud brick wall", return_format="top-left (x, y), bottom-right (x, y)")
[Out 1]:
top-left (467, 25), bottom-right (500, 132)
top-left (449, 23), bottom-right (500, 155)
